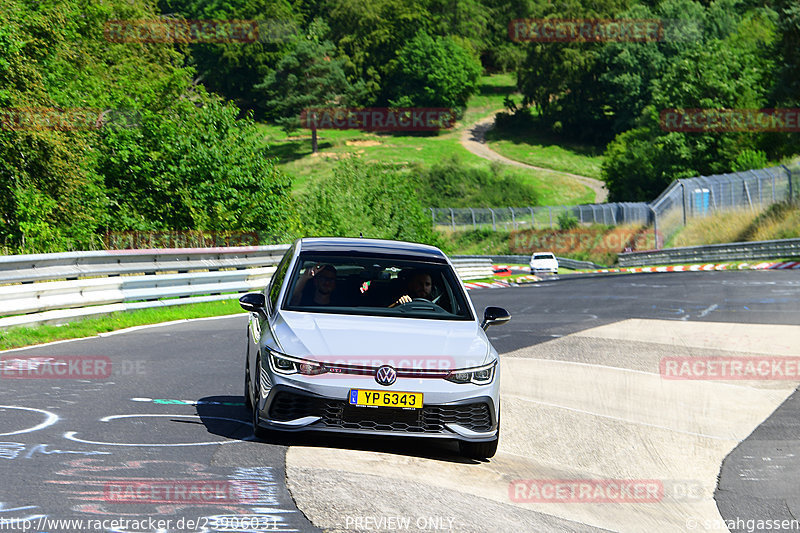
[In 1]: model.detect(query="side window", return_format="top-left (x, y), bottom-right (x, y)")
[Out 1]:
top-left (268, 248), bottom-right (293, 313)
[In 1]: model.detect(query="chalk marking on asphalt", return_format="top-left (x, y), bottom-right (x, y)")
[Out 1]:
top-left (64, 414), bottom-right (252, 447)
top-left (0, 406), bottom-right (60, 436)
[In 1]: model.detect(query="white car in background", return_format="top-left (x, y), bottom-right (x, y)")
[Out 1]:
top-left (529, 252), bottom-right (559, 274)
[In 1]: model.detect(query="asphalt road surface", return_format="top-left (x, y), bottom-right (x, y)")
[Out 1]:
top-left (1, 270), bottom-right (798, 532)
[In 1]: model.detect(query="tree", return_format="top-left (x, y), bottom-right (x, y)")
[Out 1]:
top-left (99, 96), bottom-right (298, 236)
top-left (257, 20), bottom-right (364, 152)
top-left (322, 0), bottom-right (432, 104)
top-left (156, 0), bottom-right (301, 116)
top-left (384, 31), bottom-right (482, 109)
top-left (603, 20), bottom-right (776, 201)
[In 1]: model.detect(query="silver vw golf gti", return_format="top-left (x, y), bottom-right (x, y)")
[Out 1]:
top-left (239, 238), bottom-right (511, 458)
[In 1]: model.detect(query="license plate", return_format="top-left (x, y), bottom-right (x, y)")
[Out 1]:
top-left (349, 389), bottom-right (423, 409)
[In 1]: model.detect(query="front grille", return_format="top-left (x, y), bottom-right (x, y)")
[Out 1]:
top-left (267, 391), bottom-right (493, 433)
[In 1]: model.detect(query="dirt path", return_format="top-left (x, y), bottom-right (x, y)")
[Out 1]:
top-left (460, 113), bottom-right (609, 203)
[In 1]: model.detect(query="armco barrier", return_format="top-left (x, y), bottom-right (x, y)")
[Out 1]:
top-left (618, 238), bottom-right (800, 267)
top-left (0, 247), bottom-right (493, 329)
top-left (449, 257), bottom-right (494, 280)
top-left (453, 255), bottom-right (606, 270)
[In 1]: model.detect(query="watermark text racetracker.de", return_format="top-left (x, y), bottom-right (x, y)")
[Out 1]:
top-left (0, 356), bottom-right (145, 380)
top-left (509, 18), bottom-right (664, 42)
top-left (509, 479), bottom-right (663, 503)
top-left (300, 108), bottom-right (456, 131)
top-left (509, 478), bottom-right (712, 503)
top-left (104, 19), bottom-right (296, 43)
top-left (0, 516), bottom-right (225, 532)
top-left (661, 356), bottom-right (800, 380)
top-left (103, 480), bottom-right (258, 504)
top-left (660, 108), bottom-right (800, 132)
top-left (0, 107), bottom-right (140, 131)
top-left (103, 230), bottom-right (260, 250)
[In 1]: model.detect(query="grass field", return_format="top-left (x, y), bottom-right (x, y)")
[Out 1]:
top-left (259, 74), bottom-right (596, 206)
top-left (0, 299), bottom-right (243, 351)
top-left (670, 203), bottom-right (800, 247)
top-left (484, 126), bottom-right (606, 180)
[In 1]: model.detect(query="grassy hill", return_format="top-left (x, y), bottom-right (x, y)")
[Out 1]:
top-left (259, 74), bottom-right (598, 207)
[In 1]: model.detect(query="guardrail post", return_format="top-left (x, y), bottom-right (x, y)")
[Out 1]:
top-left (680, 180), bottom-right (687, 226)
top-left (743, 181), bottom-right (753, 211)
top-left (772, 173), bottom-right (776, 202)
top-left (649, 205), bottom-right (660, 249)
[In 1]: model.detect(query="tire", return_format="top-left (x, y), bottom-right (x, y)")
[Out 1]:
top-left (459, 410), bottom-right (500, 459)
top-left (244, 328), bottom-right (253, 410)
top-left (250, 356), bottom-right (270, 440)
top-left (459, 436), bottom-right (498, 459)
top-left (244, 356), bottom-right (252, 410)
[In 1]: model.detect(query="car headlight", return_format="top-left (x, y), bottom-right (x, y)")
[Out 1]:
top-left (445, 362), bottom-right (496, 385)
top-left (267, 350), bottom-right (327, 376)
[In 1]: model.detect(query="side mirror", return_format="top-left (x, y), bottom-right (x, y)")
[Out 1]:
top-left (239, 293), bottom-right (267, 318)
top-left (481, 306), bottom-right (511, 330)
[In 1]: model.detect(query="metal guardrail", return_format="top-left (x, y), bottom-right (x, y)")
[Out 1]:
top-left (0, 245), bottom-right (291, 330)
top-left (453, 255), bottom-right (606, 270)
top-left (0, 246), bottom-right (494, 329)
top-left (449, 257), bottom-right (494, 280)
top-left (618, 238), bottom-right (800, 267)
top-left (556, 257), bottom-right (607, 270)
top-left (0, 246), bottom-right (290, 284)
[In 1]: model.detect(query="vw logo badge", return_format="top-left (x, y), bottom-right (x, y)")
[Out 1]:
top-left (375, 365), bottom-right (397, 386)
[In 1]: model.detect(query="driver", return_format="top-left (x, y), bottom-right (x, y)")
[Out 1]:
top-left (389, 271), bottom-right (433, 307)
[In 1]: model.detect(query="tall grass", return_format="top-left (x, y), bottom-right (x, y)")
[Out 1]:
top-left (670, 202), bottom-right (800, 247)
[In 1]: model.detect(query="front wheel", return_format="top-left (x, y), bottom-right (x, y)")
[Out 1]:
top-left (459, 436), bottom-right (498, 459)
top-left (459, 411), bottom-right (500, 459)
top-left (244, 356), bottom-right (252, 410)
top-left (251, 356), bottom-right (270, 440)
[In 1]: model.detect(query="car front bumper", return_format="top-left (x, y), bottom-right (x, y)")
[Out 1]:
top-left (254, 371), bottom-right (500, 442)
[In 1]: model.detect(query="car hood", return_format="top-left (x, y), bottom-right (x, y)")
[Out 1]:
top-left (272, 311), bottom-right (491, 368)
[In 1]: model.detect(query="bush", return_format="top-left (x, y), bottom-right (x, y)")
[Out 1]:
top-left (732, 149), bottom-right (768, 172)
top-left (557, 211), bottom-right (579, 230)
top-left (301, 160), bottom-right (441, 246)
top-left (99, 96), bottom-right (297, 236)
top-left (416, 155), bottom-right (539, 207)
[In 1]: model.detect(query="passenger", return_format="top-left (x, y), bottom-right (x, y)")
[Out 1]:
top-left (291, 264), bottom-right (338, 305)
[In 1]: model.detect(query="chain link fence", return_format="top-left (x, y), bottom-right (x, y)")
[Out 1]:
top-left (650, 165), bottom-right (797, 247)
top-left (431, 164), bottom-right (799, 250)
top-left (430, 203), bottom-right (650, 232)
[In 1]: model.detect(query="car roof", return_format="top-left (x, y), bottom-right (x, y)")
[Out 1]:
top-left (296, 237), bottom-right (449, 263)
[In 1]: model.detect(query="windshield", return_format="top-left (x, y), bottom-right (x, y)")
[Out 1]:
top-left (282, 254), bottom-right (474, 321)
top-left (533, 254), bottom-right (555, 260)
